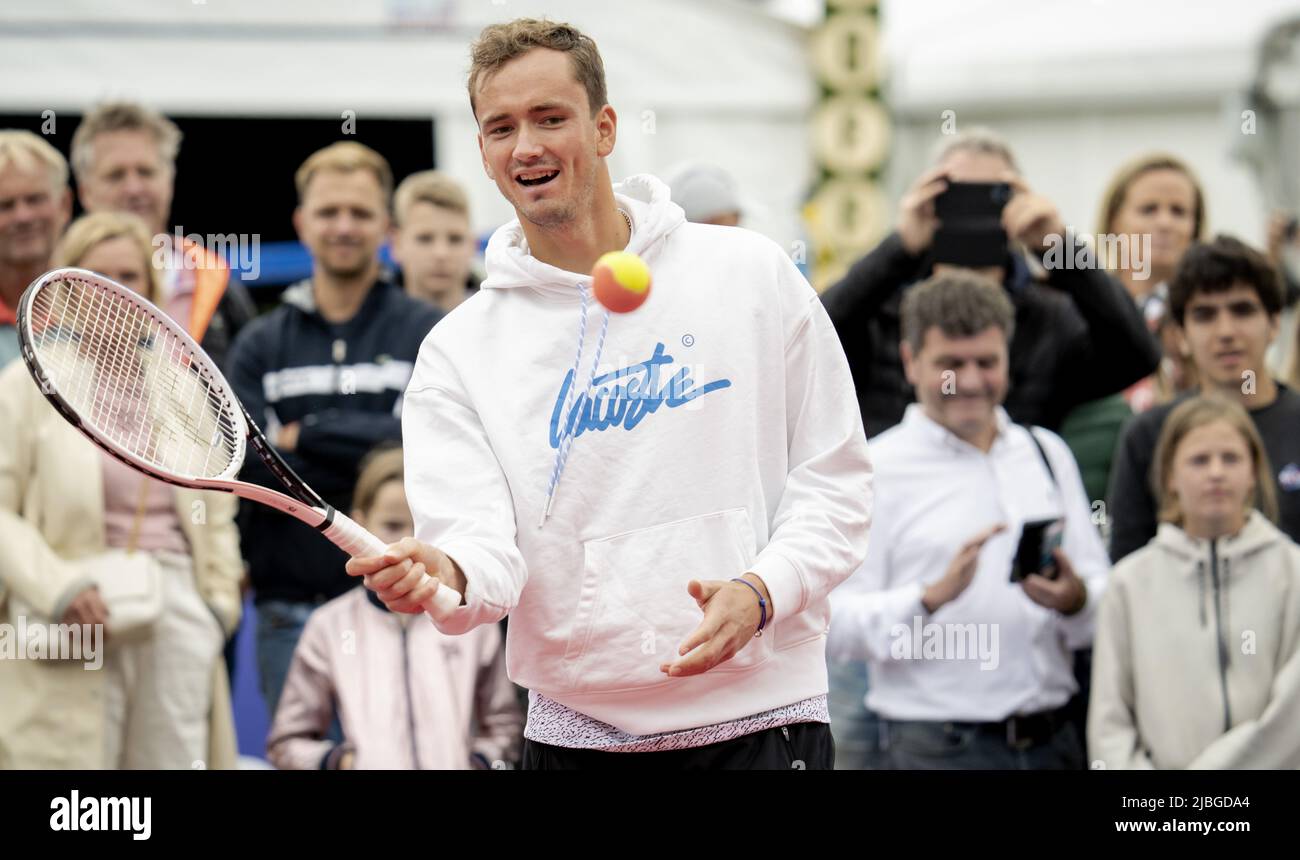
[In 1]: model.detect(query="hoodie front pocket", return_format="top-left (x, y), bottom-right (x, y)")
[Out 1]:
top-left (563, 508), bottom-right (773, 694)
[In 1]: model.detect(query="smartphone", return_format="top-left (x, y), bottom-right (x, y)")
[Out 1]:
top-left (1009, 518), bottom-right (1064, 583)
top-left (932, 181), bottom-right (1013, 267)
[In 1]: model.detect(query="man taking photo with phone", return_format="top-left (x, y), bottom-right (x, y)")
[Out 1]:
top-left (821, 129), bottom-right (1157, 768)
top-left (821, 128), bottom-right (1160, 439)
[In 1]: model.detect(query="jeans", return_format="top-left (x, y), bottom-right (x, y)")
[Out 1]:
top-left (827, 659), bottom-right (884, 770)
top-left (880, 716), bottom-right (1085, 770)
top-left (256, 598), bottom-right (342, 749)
top-left (255, 599), bottom-right (319, 721)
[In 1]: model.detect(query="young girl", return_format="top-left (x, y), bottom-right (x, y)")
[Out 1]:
top-left (1089, 396), bottom-right (1300, 768)
top-left (267, 446), bottom-right (522, 769)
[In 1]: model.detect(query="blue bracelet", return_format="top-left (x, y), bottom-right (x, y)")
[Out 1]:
top-left (731, 577), bottom-right (768, 637)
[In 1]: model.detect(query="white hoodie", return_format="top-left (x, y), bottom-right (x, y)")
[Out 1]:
top-left (402, 175), bottom-right (873, 736)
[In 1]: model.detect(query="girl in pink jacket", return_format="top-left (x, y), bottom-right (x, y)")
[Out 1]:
top-left (267, 447), bottom-right (523, 769)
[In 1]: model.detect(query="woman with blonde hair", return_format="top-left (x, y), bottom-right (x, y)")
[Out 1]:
top-left (1060, 154), bottom-right (1205, 505)
top-left (0, 211), bottom-right (243, 769)
top-left (1099, 153), bottom-right (1206, 407)
top-left (1089, 396), bottom-right (1300, 768)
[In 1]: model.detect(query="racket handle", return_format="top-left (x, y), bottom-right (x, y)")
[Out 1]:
top-left (322, 509), bottom-right (463, 622)
top-left (424, 584), bottom-right (463, 621)
top-left (322, 509), bottom-right (388, 557)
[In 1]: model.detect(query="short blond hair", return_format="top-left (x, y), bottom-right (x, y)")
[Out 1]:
top-left (393, 171), bottom-right (470, 227)
top-left (295, 142), bottom-right (393, 207)
top-left (468, 18), bottom-right (607, 119)
top-left (0, 129), bottom-right (69, 191)
top-left (52, 211), bottom-right (162, 303)
top-left (71, 102), bottom-right (182, 179)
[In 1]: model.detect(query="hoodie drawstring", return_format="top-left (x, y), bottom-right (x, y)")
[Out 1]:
top-left (539, 283), bottom-right (610, 527)
top-left (1222, 555), bottom-right (1231, 666)
top-left (1208, 539), bottom-right (1232, 732)
top-left (1196, 560), bottom-right (1206, 628)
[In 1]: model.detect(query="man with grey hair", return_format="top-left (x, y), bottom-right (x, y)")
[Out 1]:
top-left (72, 101), bottom-right (255, 371)
top-left (0, 130), bottom-right (72, 367)
top-left (828, 270), bottom-right (1109, 769)
top-left (822, 127), bottom-right (1159, 438)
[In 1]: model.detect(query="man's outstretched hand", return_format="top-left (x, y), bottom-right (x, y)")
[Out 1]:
top-left (660, 574), bottom-right (771, 677)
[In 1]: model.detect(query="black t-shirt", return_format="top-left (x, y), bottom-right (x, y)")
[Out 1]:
top-left (1108, 384), bottom-right (1300, 562)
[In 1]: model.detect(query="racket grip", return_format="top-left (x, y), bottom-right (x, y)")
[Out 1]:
top-left (322, 510), bottom-right (463, 622)
top-left (322, 509), bottom-right (388, 557)
top-left (424, 584), bottom-right (463, 621)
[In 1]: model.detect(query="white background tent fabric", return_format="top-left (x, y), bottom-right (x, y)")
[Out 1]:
top-left (0, 0), bottom-right (815, 250)
top-left (1, 0), bottom-right (1297, 261)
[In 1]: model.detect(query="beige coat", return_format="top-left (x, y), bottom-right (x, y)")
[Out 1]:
top-left (0, 359), bottom-right (243, 769)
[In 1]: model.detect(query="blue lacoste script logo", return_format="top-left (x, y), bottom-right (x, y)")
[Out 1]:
top-left (549, 342), bottom-right (731, 448)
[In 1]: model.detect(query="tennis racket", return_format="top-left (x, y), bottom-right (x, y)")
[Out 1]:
top-left (16, 267), bottom-right (461, 620)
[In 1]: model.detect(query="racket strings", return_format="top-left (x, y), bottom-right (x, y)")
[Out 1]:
top-left (27, 277), bottom-right (242, 480)
top-left (80, 285), bottom-right (231, 477)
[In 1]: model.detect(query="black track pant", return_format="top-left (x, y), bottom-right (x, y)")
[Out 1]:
top-left (522, 722), bottom-right (834, 770)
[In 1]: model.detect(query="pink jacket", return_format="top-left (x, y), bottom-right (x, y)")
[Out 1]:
top-left (267, 587), bottom-right (522, 769)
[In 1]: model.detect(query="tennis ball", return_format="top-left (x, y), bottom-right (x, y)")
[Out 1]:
top-left (592, 251), bottom-right (651, 313)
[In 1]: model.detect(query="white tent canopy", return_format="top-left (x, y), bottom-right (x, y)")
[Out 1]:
top-left (880, 0), bottom-right (1300, 241)
top-left (0, 0), bottom-right (816, 245)
top-left (3, 0), bottom-right (1298, 248)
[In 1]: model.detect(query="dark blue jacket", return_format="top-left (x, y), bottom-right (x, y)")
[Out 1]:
top-left (227, 278), bottom-right (442, 604)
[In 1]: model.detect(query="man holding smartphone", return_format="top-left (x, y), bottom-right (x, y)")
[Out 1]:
top-left (821, 129), bottom-right (1152, 768)
top-left (827, 271), bottom-right (1110, 769)
top-left (821, 128), bottom-right (1160, 439)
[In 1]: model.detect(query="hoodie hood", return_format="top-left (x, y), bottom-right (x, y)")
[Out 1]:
top-left (1153, 510), bottom-right (1281, 645)
top-left (478, 174), bottom-right (688, 525)
top-left (1153, 510), bottom-right (1281, 564)
top-left (479, 173), bottom-right (686, 296)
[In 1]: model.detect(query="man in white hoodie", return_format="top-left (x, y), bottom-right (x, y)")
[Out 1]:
top-left (346, 18), bottom-right (873, 768)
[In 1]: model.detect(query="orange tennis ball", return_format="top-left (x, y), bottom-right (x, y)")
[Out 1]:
top-left (592, 251), bottom-right (651, 313)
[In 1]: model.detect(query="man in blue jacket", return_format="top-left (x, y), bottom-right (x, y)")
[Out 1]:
top-left (227, 142), bottom-right (442, 716)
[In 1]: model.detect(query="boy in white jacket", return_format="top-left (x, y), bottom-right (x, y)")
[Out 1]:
top-left (347, 18), bottom-right (872, 768)
top-left (1089, 396), bottom-right (1300, 768)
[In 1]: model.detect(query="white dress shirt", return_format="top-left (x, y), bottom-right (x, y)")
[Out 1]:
top-left (828, 404), bottom-right (1109, 722)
